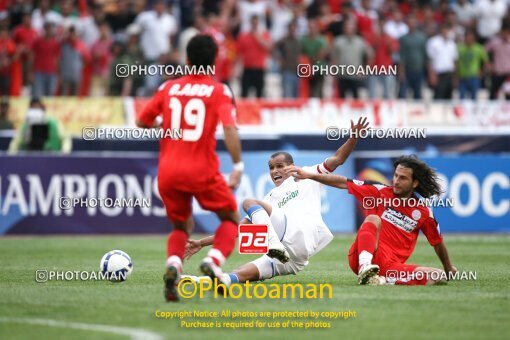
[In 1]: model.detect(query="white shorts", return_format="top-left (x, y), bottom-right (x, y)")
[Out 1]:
top-left (251, 209), bottom-right (333, 280)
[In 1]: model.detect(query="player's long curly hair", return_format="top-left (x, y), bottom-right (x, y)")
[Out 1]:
top-left (393, 155), bottom-right (443, 198)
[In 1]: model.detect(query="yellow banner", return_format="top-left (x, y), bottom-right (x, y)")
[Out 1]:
top-left (8, 97), bottom-right (125, 135)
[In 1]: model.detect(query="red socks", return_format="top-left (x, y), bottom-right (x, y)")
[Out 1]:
top-left (166, 229), bottom-right (188, 259)
top-left (357, 221), bottom-right (377, 256)
top-left (167, 221), bottom-right (237, 267)
top-left (211, 220), bottom-right (238, 265)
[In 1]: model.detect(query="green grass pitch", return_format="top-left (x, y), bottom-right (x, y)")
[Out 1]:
top-left (0, 234), bottom-right (509, 340)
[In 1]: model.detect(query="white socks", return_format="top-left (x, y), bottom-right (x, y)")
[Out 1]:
top-left (358, 250), bottom-right (373, 268)
top-left (166, 255), bottom-right (183, 273)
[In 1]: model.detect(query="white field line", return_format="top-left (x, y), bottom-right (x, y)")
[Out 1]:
top-left (0, 317), bottom-right (163, 340)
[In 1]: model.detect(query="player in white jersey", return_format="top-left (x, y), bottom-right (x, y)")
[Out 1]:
top-left (184, 117), bottom-right (369, 286)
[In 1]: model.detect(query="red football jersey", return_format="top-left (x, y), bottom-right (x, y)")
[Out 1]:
top-left (138, 75), bottom-right (237, 191)
top-left (347, 179), bottom-right (443, 263)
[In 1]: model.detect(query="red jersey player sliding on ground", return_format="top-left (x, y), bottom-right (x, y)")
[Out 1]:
top-left (286, 155), bottom-right (457, 285)
top-left (136, 35), bottom-right (248, 301)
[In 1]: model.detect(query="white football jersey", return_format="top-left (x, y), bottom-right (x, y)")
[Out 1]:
top-left (263, 165), bottom-right (323, 220)
top-left (262, 161), bottom-right (333, 259)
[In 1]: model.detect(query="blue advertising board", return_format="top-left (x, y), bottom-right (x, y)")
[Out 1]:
top-left (355, 155), bottom-right (510, 232)
top-left (0, 151), bottom-right (355, 234)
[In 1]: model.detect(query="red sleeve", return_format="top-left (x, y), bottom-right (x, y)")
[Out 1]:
top-left (78, 41), bottom-right (91, 62)
top-left (54, 41), bottom-right (61, 57)
top-left (263, 32), bottom-right (272, 45)
top-left (138, 88), bottom-right (165, 127)
top-left (391, 37), bottom-right (399, 53)
top-left (8, 41), bottom-right (16, 55)
top-left (421, 213), bottom-right (443, 246)
top-left (32, 38), bottom-right (40, 53)
top-left (236, 35), bottom-right (244, 54)
top-left (216, 83), bottom-right (237, 127)
top-left (12, 28), bottom-right (20, 43)
top-left (346, 179), bottom-right (384, 201)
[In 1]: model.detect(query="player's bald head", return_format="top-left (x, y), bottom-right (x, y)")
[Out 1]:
top-left (270, 152), bottom-right (294, 165)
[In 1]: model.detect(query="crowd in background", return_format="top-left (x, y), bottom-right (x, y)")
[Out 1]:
top-left (0, 0), bottom-right (509, 100)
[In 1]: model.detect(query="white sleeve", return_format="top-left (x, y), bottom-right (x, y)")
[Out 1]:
top-left (426, 38), bottom-right (434, 58)
top-left (304, 158), bottom-right (333, 175)
top-left (135, 12), bottom-right (145, 27)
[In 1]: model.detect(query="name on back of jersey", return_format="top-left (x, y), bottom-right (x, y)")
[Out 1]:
top-left (381, 208), bottom-right (418, 233)
top-left (169, 84), bottom-right (214, 97)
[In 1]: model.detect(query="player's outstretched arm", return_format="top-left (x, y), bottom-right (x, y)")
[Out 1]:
top-left (223, 125), bottom-right (243, 190)
top-left (433, 241), bottom-right (457, 277)
top-left (184, 236), bottom-right (213, 260)
top-left (184, 217), bottom-right (250, 259)
top-left (325, 116), bottom-right (369, 171)
top-left (285, 165), bottom-right (348, 189)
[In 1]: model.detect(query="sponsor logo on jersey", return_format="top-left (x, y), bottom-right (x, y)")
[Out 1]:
top-left (381, 208), bottom-right (418, 233)
top-left (412, 209), bottom-right (421, 220)
top-left (278, 190), bottom-right (299, 208)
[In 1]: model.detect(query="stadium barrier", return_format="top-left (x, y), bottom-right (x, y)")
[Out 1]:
top-left (1, 152), bottom-right (508, 234)
top-left (5, 98), bottom-right (510, 135)
top-left (0, 151), bottom-right (355, 234)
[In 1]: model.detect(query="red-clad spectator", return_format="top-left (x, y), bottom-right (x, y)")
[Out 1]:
top-left (398, 0), bottom-right (412, 16)
top-left (31, 22), bottom-right (60, 97)
top-left (13, 13), bottom-right (38, 51)
top-left (90, 22), bottom-right (112, 96)
top-left (435, 0), bottom-right (451, 24)
top-left (356, 0), bottom-right (378, 39)
top-left (203, 12), bottom-right (230, 84)
top-left (236, 15), bottom-right (271, 98)
top-left (0, 25), bottom-right (18, 96)
top-left (327, 0), bottom-right (343, 14)
top-left (60, 26), bottom-right (90, 96)
top-left (316, 2), bottom-right (337, 35)
top-left (0, 0), bottom-right (11, 12)
top-left (414, 5), bottom-right (442, 31)
top-left (366, 18), bottom-right (399, 99)
top-left (325, 1), bottom-right (356, 38)
top-left (13, 13), bottom-right (38, 89)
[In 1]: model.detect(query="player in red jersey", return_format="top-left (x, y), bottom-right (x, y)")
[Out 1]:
top-left (286, 155), bottom-right (457, 285)
top-left (136, 35), bottom-right (243, 301)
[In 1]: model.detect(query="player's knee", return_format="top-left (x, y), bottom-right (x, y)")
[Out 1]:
top-left (216, 209), bottom-right (239, 224)
top-left (365, 215), bottom-right (382, 229)
top-left (291, 262), bottom-right (306, 275)
top-left (281, 261), bottom-right (306, 276)
top-left (172, 220), bottom-right (189, 233)
top-left (242, 198), bottom-right (259, 212)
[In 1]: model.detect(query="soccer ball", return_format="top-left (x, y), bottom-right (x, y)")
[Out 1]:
top-left (99, 250), bottom-right (133, 282)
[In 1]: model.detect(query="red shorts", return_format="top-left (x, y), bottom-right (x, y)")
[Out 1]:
top-left (159, 173), bottom-right (237, 222)
top-left (348, 235), bottom-right (422, 284)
